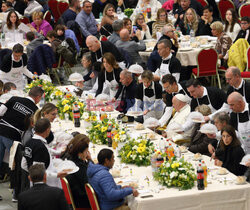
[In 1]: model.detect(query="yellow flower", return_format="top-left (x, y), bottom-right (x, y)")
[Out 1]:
top-left (114, 134), bottom-right (120, 140)
top-left (63, 105), bottom-right (70, 112)
top-left (101, 127), bottom-right (107, 132)
top-left (28, 83), bottom-right (33, 88)
top-left (127, 151), bottom-right (132, 158)
top-left (78, 102), bottom-right (84, 108)
top-left (91, 116), bottom-right (97, 121)
top-left (55, 90), bottom-right (63, 96)
top-left (121, 131), bottom-right (125, 134)
top-left (139, 143), bottom-right (144, 147)
top-left (94, 124), bottom-right (100, 128)
top-left (137, 147), bottom-right (144, 153)
top-left (62, 99), bottom-right (69, 105)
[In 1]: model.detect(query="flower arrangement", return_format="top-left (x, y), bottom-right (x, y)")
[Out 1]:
top-left (56, 93), bottom-right (85, 120)
top-left (118, 137), bottom-right (155, 166)
top-left (82, 111), bottom-right (97, 122)
top-left (154, 157), bottom-right (196, 190)
top-left (25, 79), bottom-right (63, 102)
top-left (87, 119), bottom-right (129, 145)
top-left (124, 8), bottom-right (134, 18)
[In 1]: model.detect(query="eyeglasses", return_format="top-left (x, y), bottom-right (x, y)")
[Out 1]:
top-left (160, 14), bottom-right (166, 17)
top-left (138, 18), bottom-right (144, 20)
top-left (241, 22), bottom-right (248, 25)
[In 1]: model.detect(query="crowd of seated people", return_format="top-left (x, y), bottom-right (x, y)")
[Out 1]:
top-left (0, 0), bottom-right (250, 207)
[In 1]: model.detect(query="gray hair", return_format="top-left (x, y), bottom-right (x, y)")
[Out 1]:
top-left (82, 52), bottom-right (91, 61)
top-left (229, 66), bottom-right (241, 77)
top-left (162, 25), bottom-right (173, 35)
top-left (82, 0), bottom-right (91, 7)
top-left (121, 69), bottom-right (132, 79)
top-left (213, 112), bottom-right (230, 124)
top-left (112, 20), bottom-right (124, 32)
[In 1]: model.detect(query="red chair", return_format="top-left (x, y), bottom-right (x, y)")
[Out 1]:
top-left (99, 35), bottom-right (108, 41)
top-left (192, 48), bottom-right (221, 88)
top-left (239, 3), bottom-right (250, 18)
top-left (58, 1), bottom-right (69, 16)
top-left (241, 47), bottom-right (250, 80)
top-left (20, 17), bottom-right (30, 24)
top-left (61, 178), bottom-right (91, 210)
top-left (218, 0), bottom-right (235, 21)
top-left (196, 0), bottom-right (208, 7)
top-left (85, 183), bottom-right (100, 210)
top-left (48, 0), bottom-right (60, 22)
top-left (44, 10), bottom-right (52, 23)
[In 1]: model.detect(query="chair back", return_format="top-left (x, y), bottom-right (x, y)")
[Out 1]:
top-left (196, 48), bottom-right (218, 77)
top-left (44, 10), bottom-right (52, 23)
top-left (218, 0), bottom-right (235, 21)
top-left (239, 3), bottom-right (250, 18)
top-left (99, 35), bottom-right (108, 41)
top-left (247, 46), bottom-right (250, 71)
top-left (85, 183), bottom-right (100, 210)
top-left (20, 17), bottom-right (30, 24)
top-left (48, 0), bottom-right (60, 22)
top-left (60, 177), bottom-right (77, 210)
top-left (196, 0), bottom-right (208, 7)
top-left (58, 1), bottom-right (69, 16)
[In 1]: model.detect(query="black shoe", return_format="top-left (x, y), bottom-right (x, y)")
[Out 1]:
top-left (0, 195), bottom-right (2, 201)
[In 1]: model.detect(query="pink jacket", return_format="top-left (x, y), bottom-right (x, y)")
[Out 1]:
top-left (31, 20), bottom-right (53, 36)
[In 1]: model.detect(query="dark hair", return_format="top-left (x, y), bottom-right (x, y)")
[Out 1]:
top-left (69, 0), bottom-right (78, 7)
top-left (220, 125), bottom-right (241, 150)
top-left (156, 8), bottom-right (169, 23)
top-left (71, 131), bottom-right (80, 137)
top-left (0, 80), bottom-right (3, 94)
top-left (213, 112), bottom-right (230, 124)
top-left (62, 134), bottom-right (90, 160)
top-left (158, 39), bottom-right (172, 49)
top-left (185, 78), bottom-right (201, 88)
top-left (3, 82), bottom-right (16, 92)
top-left (123, 17), bottom-right (132, 26)
top-left (224, 8), bottom-right (238, 33)
top-left (102, 52), bottom-right (119, 70)
top-left (55, 24), bottom-right (65, 33)
top-left (241, 16), bottom-right (250, 23)
top-left (13, 43), bottom-right (24, 53)
top-left (26, 31), bottom-right (35, 41)
top-left (28, 164), bottom-right (46, 183)
top-left (98, 148), bottom-right (113, 165)
top-left (112, 20), bottom-right (124, 32)
top-left (46, 30), bottom-right (57, 38)
top-left (6, 10), bottom-right (20, 30)
top-left (82, 0), bottom-right (91, 7)
top-left (34, 118), bottom-right (51, 133)
top-left (28, 86), bottom-right (44, 98)
top-left (203, 5), bottom-right (213, 13)
top-left (2, 1), bottom-right (13, 8)
top-left (162, 74), bottom-right (177, 85)
top-left (141, 70), bottom-right (154, 81)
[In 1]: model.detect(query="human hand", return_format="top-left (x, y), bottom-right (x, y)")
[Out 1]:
top-left (208, 144), bottom-right (215, 154)
top-left (111, 97), bottom-right (116, 102)
top-left (57, 170), bottom-right (69, 178)
top-left (141, 23), bottom-right (147, 31)
top-left (118, 0), bottom-right (123, 6)
top-left (86, 151), bottom-right (92, 161)
top-left (40, 30), bottom-right (44, 35)
top-left (218, 54), bottom-right (223, 59)
top-left (136, 30), bottom-right (142, 40)
top-left (90, 72), bottom-right (95, 78)
top-left (75, 81), bottom-right (84, 88)
top-left (143, 110), bottom-right (149, 115)
top-left (214, 159), bottom-right (223, 167)
top-left (133, 189), bottom-right (139, 197)
top-left (245, 161), bottom-right (250, 167)
top-left (97, 24), bottom-right (101, 32)
top-left (204, 116), bottom-right (210, 122)
top-left (179, 14), bottom-right (184, 20)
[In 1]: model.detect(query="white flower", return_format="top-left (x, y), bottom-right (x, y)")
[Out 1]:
top-left (170, 171), bottom-right (177, 179)
top-left (83, 112), bottom-right (89, 120)
top-left (166, 163), bottom-right (170, 168)
top-left (132, 145), bottom-right (138, 150)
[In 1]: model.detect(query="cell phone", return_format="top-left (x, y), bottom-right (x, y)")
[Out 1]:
top-left (133, 26), bottom-right (137, 34)
top-left (141, 195), bottom-right (153, 198)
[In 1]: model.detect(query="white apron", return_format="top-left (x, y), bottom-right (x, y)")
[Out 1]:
top-left (196, 93), bottom-right (216, 113)
top-left (0, 57), bottom-right (25, 90)
top-left (237, 110), bottom-right (250, 154)
top-left (102, 70), bottom-right (119, 99)
top-left (143, 82), bottom-right (163, 120)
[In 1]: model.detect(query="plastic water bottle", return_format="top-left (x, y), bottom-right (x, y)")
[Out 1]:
top-left (99, 12), bottom-right (103, 19)
top-left (175, 145), bottom-right (181, 159)
top-left (190, 29), bottom-right (195, 43)
top-left (39, 93), bottom-right (45, 108)
top-left (117, 7), bottom-right (122, 15)
top-left (159, 137), bottom-right (165, 153)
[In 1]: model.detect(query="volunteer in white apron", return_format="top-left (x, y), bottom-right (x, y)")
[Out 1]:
top-left (133, 70), bottom-right (164, 121)
top-left (0, 44), bottom-right (33, 90)
top-left (196, 88), bottom-right (216, 113)
top-left (95, 53), bottom-right (122, 101)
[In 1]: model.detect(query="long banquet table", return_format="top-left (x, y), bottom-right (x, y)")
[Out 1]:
top-left (52, 110), bottom-right (250, 210)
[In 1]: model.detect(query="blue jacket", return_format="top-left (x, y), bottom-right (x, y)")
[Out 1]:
top-left (27, 44), bottom-right (55, 75)
top-left (87, 162), bottom-right (133, 210)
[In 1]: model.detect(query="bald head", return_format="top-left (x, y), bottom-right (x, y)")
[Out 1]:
top-left (120, 29), bottom-right (130, 41)
top-left (86, 35), bottom-right (100, 52)
top-left (225, 66), bottom-right (242, 88)
top-left (227, 92), bottom-right (245, 113)
top-left (172, 96), bottom-right (187, 112)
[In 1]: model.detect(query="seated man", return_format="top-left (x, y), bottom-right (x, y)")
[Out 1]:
top-left (26, 31), bottom-right (45, 58)
top-left (116, 29), bottom-right (146, 66)
top-left (87, 149), bottom-right (139, 210)
top-left (108, 20), bottom-right (123, 45)
top-left (18, 164), bottom-right (70, 210)
top-left (159, 74), bottom-right (191, 127)
top-left (24, 0), bottom-right (43, 18)
top-left (234, 16), bottom-right (250, 44)
top-left (186, 78), bottom-right (227, 112)
top-left (116, 69), bottom-right (137, 113)
top-left (60, 0), bottom-right (81, 25)
top-left (3, 82), bottom-right (16, 94)
top-left (75, 1), bottom-right (100, 38)
top-left (154, 39), bottom-right (182, 84)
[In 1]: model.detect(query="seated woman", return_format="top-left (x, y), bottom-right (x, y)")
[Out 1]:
top-left (224, 8), bottom-right (241, 42)
top-left (188, 105), bottom-right (217, 156)
top-left (95, 52), bottom-right (123, 101)
top-left (214, 125), bottom-right (247, 176)
top-left (123, 17), bottom-right (139, 42)
top-left (130, 0), bottom-right (162, 21)
top-left (55, 24), bottom-right (80, 54)
top-left (211, 21), bottom-right (232, 67)
top-left (133, 70), bottom-right (163, 121)
top-left (3, 10), bottom-right (21, 34)
top-left (101, 3), bottom-right (118, 36)
top-left (133, 13), bottom-right (152, 40)
top-left (61, 134), bottom-right (91, 209)
top-left (152, 8), bottom-right (171, 39)
top-left (29, 11), bottom-right (53, 36)
top-left (179, 8), bottom-right (199, 36)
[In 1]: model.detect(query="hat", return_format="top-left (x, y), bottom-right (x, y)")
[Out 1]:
top-left (128, 64), bottom-right (144, 74)
top-left (175, 94), bottom-right (189, 103)
top-left (68, 73), bottom-right (83, 82)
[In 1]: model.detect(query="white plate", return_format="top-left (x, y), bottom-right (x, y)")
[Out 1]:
top-left (55, 160), bottom-right (79, 174)
top-left (235, 181), bottom-right (247, 185)
top-left (192, 119), bottom-right (205, 123)
top-left (126, 111), bottom-right (143, 117)
top-left (179, 47), bottom-right (192, 51)
top-left (200, 44), bottom-right (212, 48)
top-left (216, 170), bottom-right (228, 175)
top-left (199, 129), bottom-right (215, 134)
